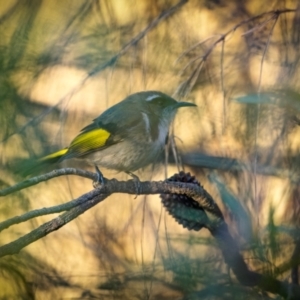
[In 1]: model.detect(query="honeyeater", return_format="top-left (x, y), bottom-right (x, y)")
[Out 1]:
top-left (25, 91), bottom-right (196, 181)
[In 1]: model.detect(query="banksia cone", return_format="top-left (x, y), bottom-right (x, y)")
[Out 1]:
top-left (161, 171), bottom-right (208, 231)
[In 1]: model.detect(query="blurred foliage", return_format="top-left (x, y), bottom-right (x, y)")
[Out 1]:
top-left (1, 0), bottom-right (300, 299)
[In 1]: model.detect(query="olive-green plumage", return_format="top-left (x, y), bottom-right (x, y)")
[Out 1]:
top-left (24, 91), bottom-right (196, 176)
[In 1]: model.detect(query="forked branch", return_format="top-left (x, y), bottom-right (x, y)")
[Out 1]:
top-left (0, 170), bottom-right (299, 299)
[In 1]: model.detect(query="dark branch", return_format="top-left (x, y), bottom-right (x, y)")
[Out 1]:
top-left (0, 168), bottom-right (96, 197)
top-left (0, 177), bottom-right (221, 258)
top-left (1, 170), bottom-right (299, 298)
top-left (0, 189), bottom-right (108, 257)
top-left (210, 222), bottom-right (300, 299)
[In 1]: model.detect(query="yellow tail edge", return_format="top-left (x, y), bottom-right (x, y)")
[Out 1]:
top-left (39, 148), bottom-right (68, 162)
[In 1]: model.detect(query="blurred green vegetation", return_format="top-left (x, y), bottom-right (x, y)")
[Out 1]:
top-left (1, 0), bottom-right (300, 299)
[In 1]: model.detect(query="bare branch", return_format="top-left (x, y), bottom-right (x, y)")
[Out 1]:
top-left (176, 8), bottom-right (296, 97)
top-left (0, 177), bottom-right (223, 257)
top-left (0, 188), bottom-right (101, 232)
top-left (0, 189), bottom-right (108, 257)
top-left (89, 0), bottom-right (188, 76)
top-left (0, 168), bottom-right (96, 197)
top-left (1, 171), bottom-right (300, 299)
top-left (258, 15), bottom-right (279, 93)
top-left (175, 35), bottom-right (220, 63)
top-left (220, 38), bottom-right (226, 133)
top-left (241, 14), bottom-right (278, 37)
top-left (253, 14), bottom-right (279, 212)
top-left (212, 222), bottom-right (300, 299)
top-left (3, 0), bottom-right (188, 144)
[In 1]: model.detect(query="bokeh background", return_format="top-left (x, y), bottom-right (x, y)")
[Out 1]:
top-left (1, 0), bottom-right (300, 299)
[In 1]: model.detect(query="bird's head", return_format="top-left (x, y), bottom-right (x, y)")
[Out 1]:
top-left (132, 91), bottom-right (197, 122)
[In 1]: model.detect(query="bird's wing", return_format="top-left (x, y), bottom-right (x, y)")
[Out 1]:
top-left (64, 128), bottom-right (115, 158)
top-left (63, 108), bottom-right (142, 159)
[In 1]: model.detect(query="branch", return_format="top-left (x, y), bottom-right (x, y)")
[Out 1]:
top-left (175, 8), bottom-right (296, 97)
top-left (0, 188), bottom-right (99, 232)
top-left (0, 189), bottom-right (108, 257)
top-left (212, 222), bottom-right (300, 299)
top-left (0, 168), bottom-right (96, 197)
top-left (0, 170), bottom-right (299, 298)
top-left (0, 175), bottom-right (223, 257)
top-left (3, 0), bottom-right (188, 144)
top-left (291, 239), bottom-right (300, 284)
top-left (159, 173), bottom-right (300, 299)
top-left (88, 0), bottom-right (188, 76)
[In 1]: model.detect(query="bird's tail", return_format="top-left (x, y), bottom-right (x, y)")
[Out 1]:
top-left (18, 148), bottom-right (68, 177)
top-left (38, 148), bottom-right (68, 164)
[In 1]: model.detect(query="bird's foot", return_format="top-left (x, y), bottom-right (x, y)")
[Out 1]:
top-left (126, 171), bottom-right (141, 198)
top-left (93, 165), bottom-right (105, 188)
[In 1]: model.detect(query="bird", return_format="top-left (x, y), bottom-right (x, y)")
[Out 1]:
top-left (24, 91), bottom-right (197, 183)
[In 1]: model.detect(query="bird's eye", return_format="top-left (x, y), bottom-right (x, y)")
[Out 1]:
top-left (154, 98), bottom-right (163, 105)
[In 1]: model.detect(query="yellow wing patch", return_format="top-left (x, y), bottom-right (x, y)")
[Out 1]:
top-left (68, 128), bottom-right (111, 156)
top-left (38, 128), bottom-right (111, 162)
top-left (39, 148), bottom-right (68, 162)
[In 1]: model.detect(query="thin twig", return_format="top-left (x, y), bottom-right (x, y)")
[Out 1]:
top-left (254, 14), bottom-right (279, 223)
top-left (88, 0), bottom-right (188, 77)
top-left (0, 191), bottom-right (108, 257)
top-left (0, 188), bottom-right (103, 232)
top-left (3, 0), bottom-right (188, 144)
top-left (0, 168), bottom-right (96, 197)
top-left (0, 176), bottom-right (300, 299)
top-left (257, 15), bottom-right (279, 94)
top-left (220, 38), bottom-right (226, 134)
top-left (179, 55), bottom-right (204, 75)
top-left (175, 35), bottom-right (220, 63)
top-left (0, 179), bottom-right (223, 257)
top-left (177, 9), bottom-right (295, 96)
top-left (241, 14), bottom-right (278, 37)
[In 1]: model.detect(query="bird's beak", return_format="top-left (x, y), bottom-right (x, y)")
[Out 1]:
top-left (174, 101), bottom-right (197, 109)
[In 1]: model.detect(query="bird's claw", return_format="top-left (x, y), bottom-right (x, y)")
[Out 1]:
top-left (93, 165), bottom-right (105, 188)
top-left (126, 171), bottom-right (141, 198)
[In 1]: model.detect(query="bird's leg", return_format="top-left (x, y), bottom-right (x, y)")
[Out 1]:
top-left (125, 171), bottom-right (141, 197)
top-left (93, 165), bottom-right (105, 188)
